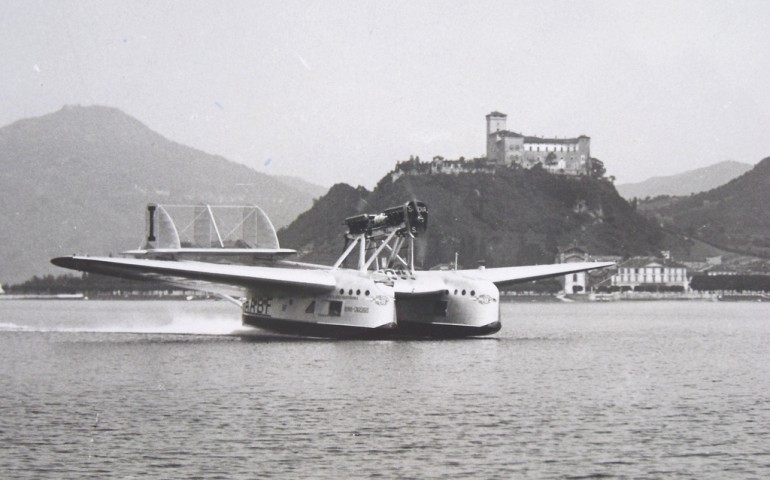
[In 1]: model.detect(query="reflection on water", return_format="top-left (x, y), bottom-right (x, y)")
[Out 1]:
top-left (0, 300), bottom-right (768, 478)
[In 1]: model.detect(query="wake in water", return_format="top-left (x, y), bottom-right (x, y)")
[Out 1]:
top-left (0, 322), bottom-right (35, 332)
top-left (0, 300), bottom-right (251, 336)
top-left (0, 316), bottom-right (249, 335)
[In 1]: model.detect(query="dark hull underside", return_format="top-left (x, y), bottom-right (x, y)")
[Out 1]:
top-left (396, 320), bottom-right (502, 338)
top-left (242, 313), bottom-right (501, 339)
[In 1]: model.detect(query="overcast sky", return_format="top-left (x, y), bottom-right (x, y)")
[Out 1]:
top-left (3, 0), bottom-right (769, 187)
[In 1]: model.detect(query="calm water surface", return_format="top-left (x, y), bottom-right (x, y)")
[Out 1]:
top-left (0, 300), bottom-right (768, 479)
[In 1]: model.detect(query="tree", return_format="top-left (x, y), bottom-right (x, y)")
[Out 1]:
top-left (589, 157), bottom-right (606, 178)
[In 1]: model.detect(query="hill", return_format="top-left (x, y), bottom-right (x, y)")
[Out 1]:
top-left (616, 161), bottom-right (753, 199)
top-left (278, 168), bottom-right (665, 269)
top-left (272, 175), bottom-right (328, 199)
top-left (0, 105), bottom-right (325, 284)
top-left (638, 157), bottom-right (770, 258)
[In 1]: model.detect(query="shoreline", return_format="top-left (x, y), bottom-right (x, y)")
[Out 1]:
top-left (501, 292), bottom-right (769, 302)
top-left (3, 292), bottom-right (768, 303)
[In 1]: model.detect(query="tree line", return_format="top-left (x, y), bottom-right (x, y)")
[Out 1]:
top-left (3, 273), bottom-right (178, 296)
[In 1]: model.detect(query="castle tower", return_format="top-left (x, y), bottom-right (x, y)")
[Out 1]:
top-left (577, 135), bottom-right (591, 174)
top-left (486, 111), bottom-right (507, 135)
top-left (486, 111), bottom-right (507, 161)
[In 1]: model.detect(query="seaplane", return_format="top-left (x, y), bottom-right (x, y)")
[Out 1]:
top-left (52, 201), bottom-right (613, 338)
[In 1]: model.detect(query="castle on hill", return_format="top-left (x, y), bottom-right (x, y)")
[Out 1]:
top-left (486, 111), bottom-right (592, 175)
top-left (391, 111), bottom-right (595, 180)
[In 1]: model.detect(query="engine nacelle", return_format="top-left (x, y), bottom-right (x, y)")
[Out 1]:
top-left (345, 201), bottom-right (428, 239)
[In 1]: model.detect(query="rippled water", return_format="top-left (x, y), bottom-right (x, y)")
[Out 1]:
top-left (0, 300), bottom-right (768, 478)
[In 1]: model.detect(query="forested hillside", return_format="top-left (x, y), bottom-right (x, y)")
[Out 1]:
top-left (279, 168), bottom-right (664, 269)
top-left (639, 157), bottom-right (770, 258)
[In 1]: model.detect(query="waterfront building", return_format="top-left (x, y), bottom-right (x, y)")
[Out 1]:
top-left (557, 244), bottom-right (590, 293)
top-left (610, 257), bottom-right (690, 291)
top-left (704, 265), bottom-right (740, 276)
top-left (556, 245), bottom-right (621, 294)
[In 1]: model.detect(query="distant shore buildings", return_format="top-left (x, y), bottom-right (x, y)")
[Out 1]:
top-left (559, 244), bottom-right (770, 295)
top-left (391, 111), bottom-right (595, 181)
top-left (609, 257), bottom-right (691, 292)
top-left (556, 245), bottom-right (693, 294)
top-left (558, 245), bottom-right (691, 293)
top-left (556, 244), bottom-right (622, 294)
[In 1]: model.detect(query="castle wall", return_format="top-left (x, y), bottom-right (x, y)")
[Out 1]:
top-left (494, 137), bottom-right (589, 174)
top-left (485, 112), bottom-right (591, 175)
top-left (520, 140), bottom-right (589, 174)
top-left (500, 136), bottom-right (524, 166)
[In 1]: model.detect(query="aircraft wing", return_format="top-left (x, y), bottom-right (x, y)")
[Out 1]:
top-left (51, 256), bottom-right (337, 298)
top-left (457, 262), bottom-right (615, 288)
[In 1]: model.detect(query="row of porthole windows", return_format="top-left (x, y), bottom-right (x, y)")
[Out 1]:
top-left (339, 288), bottom-right (371, 296)
top-left (449, 289), bottom-right (476, 296)
top-left (339, 288), bottom-right (477, 297)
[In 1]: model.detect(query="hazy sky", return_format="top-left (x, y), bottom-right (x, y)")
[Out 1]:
top-left (3, 0), bottom-right (769, 187)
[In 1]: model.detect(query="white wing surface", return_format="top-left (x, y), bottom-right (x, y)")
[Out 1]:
top-left (51, 256), bottom-right (337, 297)
top-left (457, 262), bottom-right (615, 288)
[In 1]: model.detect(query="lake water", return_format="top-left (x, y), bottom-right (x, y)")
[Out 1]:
top-left (0, 300), bottom-right (768, 479)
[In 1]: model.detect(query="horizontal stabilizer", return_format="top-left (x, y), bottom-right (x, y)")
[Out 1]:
top-left (144, 204), bottom-right (281, 250)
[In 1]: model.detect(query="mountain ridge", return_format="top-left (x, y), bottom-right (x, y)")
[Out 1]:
top-left (639, 157), bottom-right (770, 259)
top-left (0, 105), bottom-right (326, 284)
top-left (616, 160), bottom-right (753, 199)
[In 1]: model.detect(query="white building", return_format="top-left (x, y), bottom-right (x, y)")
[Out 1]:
top-left (557, 245), bottom-right (590, 293)
top-left (486, 111), bottom-right (592, 175)
top-left (611, 257), bottom-right (690, 291)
